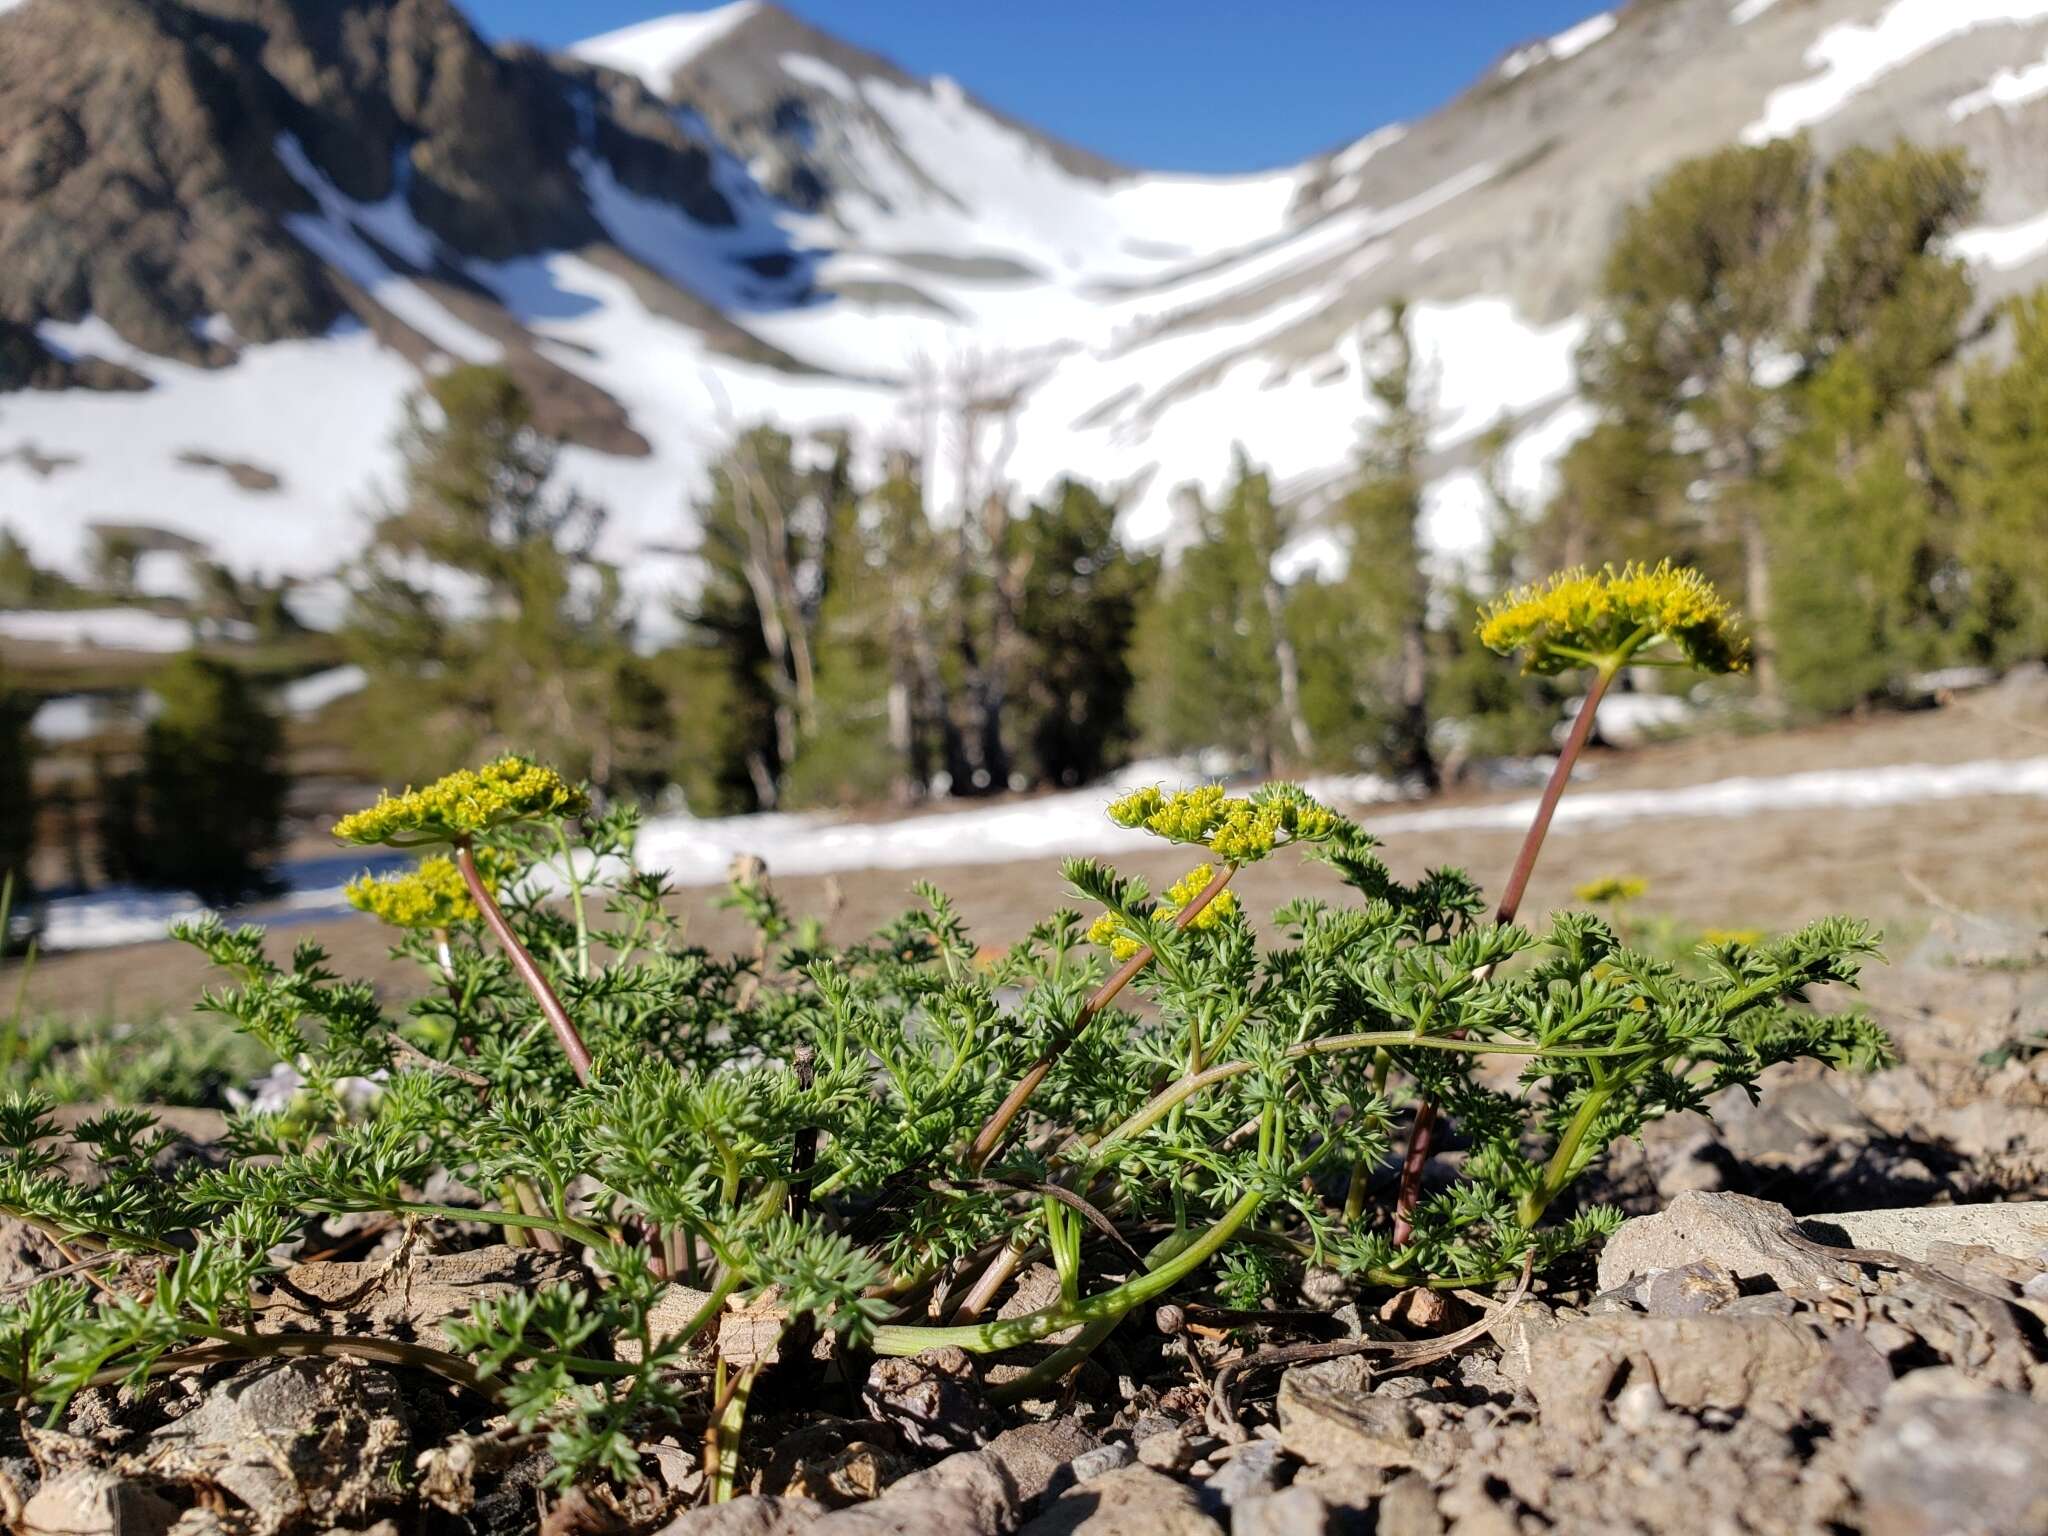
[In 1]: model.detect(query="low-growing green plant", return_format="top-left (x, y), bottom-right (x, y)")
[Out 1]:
top-left (0, 565), bottom-right (1890, 1500)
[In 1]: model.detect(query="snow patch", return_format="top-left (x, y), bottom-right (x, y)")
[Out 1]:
top-left (1731, 0), bottom-right (1782, 23)
top-left (572, 3), bottom-right (762, 94)
top-left (1950, 49), bottom-right (2048, 117)
top-left (1501, 11), bottom-right (1618, 78)
top-left (1950, 210), bottom-right (2048, 270)
top-left (1746, 0), bottom-right (2048, 143)
top-left (278, 665), bottom-right (368, 717)
top-left (0, 608), bottom-right (210, 652)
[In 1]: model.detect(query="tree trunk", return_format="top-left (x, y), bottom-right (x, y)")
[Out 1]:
top-left (1398, 616), bottom-right (1441, 792)
top-left (1260, 574), bottom-right (1314, 766)
top-left (1739, 505), bottom-right (1778, 706)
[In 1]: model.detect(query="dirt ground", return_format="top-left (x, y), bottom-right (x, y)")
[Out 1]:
top-left (16, 676), bottom-right (2048, 1024)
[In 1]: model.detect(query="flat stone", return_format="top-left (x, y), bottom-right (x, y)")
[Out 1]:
top-left (810, 1421), bottom-right (1096, 1536)
top-left (256, 1245), bottom-right (585, 1342)
top-left (1598, 1192), bottom-right (1848, 1294)
top-left (1854, 1388), bottom-right (2048, 1536)
top-left (1799, 1202), bottom-right (2048, 1264)
top-left (22, 1472), bottom-right (178, 1536)
top-left (1276, 1358), bottom-right (1442, 1473)
top-left (1018, 1465), bottom-right (1224, 1536)
top-left (1521, 1312), bottom-right (1834, 1437)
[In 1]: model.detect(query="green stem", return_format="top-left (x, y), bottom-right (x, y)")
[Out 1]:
top-left (386, 1201), bottom-right (609, 1251)
top-left (869, 1186), bottom-right (1265, 1356)
top-left (552, 823), bottom-right (592, 981)
top-left (1517, 1080), bottom-right (1617, 1228)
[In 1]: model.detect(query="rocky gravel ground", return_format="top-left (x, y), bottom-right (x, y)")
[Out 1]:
top-left (4, 912), bottom-right (2044, 1536)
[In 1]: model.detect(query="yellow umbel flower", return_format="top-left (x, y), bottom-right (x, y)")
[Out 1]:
top-left (1161, 864), bottom-right (1240, 929)
top-left (1478, 561), bottom-right (1749, 676)
top-left (346, 848), bottom-right (521, 930)
top-left (1574, 875), bottom-right (1648, 905)
top-left (1087, 864), bottom-right (1241, 962)
top-left (333, 756), bottom-right (588, 847)
top-left (1701, 927), bottom-right (1764, 948)
top-left (1105, 783), bottom-right (1341, 863)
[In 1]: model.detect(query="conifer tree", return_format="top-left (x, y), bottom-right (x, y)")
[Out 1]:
top-left (101, 656), bottom-right (284, 902)
top-left (1945, 289), bottom-right (2048, 664)
top-left (347, 366), bottom-right (667, 796)
top-left (1012, 478), bottom-right (1157, 787)
top-left (687, 427), bottom-right (851, 809)
top-left (1579, 138), bottom-right (1815, 701)
top-left (1137, 456), bottom-right (1297, 772)
top-left (0, 666), bottom-right (33, 907)
top-left (1305, 303), bottom-right (1441, 788)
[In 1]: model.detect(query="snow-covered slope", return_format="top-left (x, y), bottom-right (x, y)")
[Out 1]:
top-left (5, 0), bottom-right (2048, 610)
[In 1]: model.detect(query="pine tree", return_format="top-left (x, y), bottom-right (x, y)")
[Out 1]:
top-left (1305, 303), bottom-right (1441, 788)
top-left (101, 656), bottom-right (285, 902)
top-left (687, 427), bottom-right (849, 809)
top-left (347, 365), bottom-right (668, 797)
top-left (0, 666), bottom-right (33, 908)
top-left (1579, 138), bottom-right (1816, 701)
top-left (1137, 456), bottom-right (1296, 772)
top-left (1945, 289), bottom-right (2048, 665)
top-left (1012, 479), bottom-right (1158, 787)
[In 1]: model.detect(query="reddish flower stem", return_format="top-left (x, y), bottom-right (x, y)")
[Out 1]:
top-left (1391, 663), bottom-right (1618, 1245)
top-left (454, 836), bottom-right (594, 1083)
top-left (966, 863), bottom-right (1237, 1172)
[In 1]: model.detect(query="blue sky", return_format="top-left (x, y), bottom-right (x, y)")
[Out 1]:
top-left (473, 1), bottom-right (1611, 173)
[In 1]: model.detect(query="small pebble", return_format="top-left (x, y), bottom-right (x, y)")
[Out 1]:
top-left (1613, 1381), bottom-right (1667, 1431)
top-left (1066, 1442), bottom-right (1134, 1484)
top-left (1136, 1429), bottom-right (1194, 1471)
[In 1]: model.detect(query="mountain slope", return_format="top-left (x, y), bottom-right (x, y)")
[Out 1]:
top-left (3, 0), bottom-right (2047, 609)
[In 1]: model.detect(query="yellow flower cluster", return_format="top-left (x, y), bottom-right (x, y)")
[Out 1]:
top-left (1105, 784), bottom-right (1340, 863)
top-left (1477, 561), bottom-right (1750, 676)
top-left (1574, 875), bottom-right (1648, 904)
top-left (1087, 863), bottom-right (1242, 961)
top-left (1701, 926), bottom-right (1764, 948)
top-left (333, 757), bottom-right (588, 847)
top-left (346, 848), bottom-right (521, 930)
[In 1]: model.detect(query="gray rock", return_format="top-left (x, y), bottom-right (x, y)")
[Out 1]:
top-left (1854, 1388), bottom-right (2048, 1536)
top-left (1230, 1486), bottom-right (1332, 1536)
top-left (1521, 1312), bottom-right (1835, 1437)
top-left (1641, 1259), bottom-right (1740, 1316)
top-left (1202, 1440), bottom-right (1284, 1508)
top-left (1134, 1430), bottom-right (1193, 1472)
top-left (1018, 1465), bottom-right (1224, 1535)
top-left (1059, 1443), bottom-right (1134, 1489)
top-left (144, 1359), bottom-right (411, 1534)
top-left (653, 1496), bottom-right (825, 1535)
top-left (812, 1421), bottom-right (1096, 1536)
top-left (1597, 1191), bottom-right (1847, 1293)
top-left (1276, 1358), bottom-right (1441, 1472)
top-left (1799, 1202), bottom-right (2048, 1264)
top-left (22, 1472), bottom-right (177, 1536)
top-left (862, 1348), bottom-right (991, 1452)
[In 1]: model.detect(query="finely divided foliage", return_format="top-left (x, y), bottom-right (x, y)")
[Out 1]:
top-left (0, 571), bottom-right (1888, 1495)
